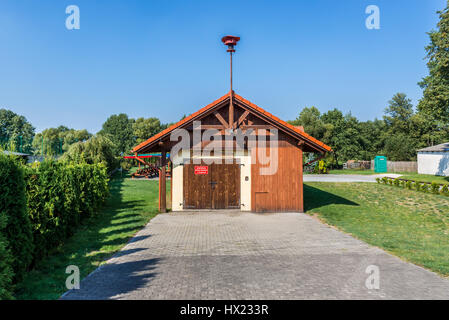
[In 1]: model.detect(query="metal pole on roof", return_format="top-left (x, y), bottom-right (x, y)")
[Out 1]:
top-left (230, 51), bottom-right (233, 93)
top-left (230, 51), bottom-right (234, 128)
top-left (221, 36), bottom-right (240, 129)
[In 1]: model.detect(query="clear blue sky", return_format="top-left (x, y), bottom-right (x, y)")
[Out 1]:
top-left (0, 0), bottom-right (446, 133)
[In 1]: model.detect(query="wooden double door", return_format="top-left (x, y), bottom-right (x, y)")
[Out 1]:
top-left (183, 160), bottom-right (240, 209)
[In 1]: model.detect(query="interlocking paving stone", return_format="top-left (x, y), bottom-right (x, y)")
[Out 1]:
top-left (62, 211), bottom-right (449, 300)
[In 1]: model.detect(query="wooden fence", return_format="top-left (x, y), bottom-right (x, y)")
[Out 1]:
top-left (369, 160), bottom-right (417, 173)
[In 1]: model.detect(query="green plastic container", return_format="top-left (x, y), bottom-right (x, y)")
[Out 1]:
top-left (374, 156), bottom-right (387, 173)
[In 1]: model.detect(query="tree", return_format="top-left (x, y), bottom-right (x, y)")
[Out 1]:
top-left (384, 93), bottom-right (414, 134)
top-left (410, 112), bottom-right (449, 149)
top-left (62, 135), bottom-right (119, 172)
top-left (32, 126), bottom-right (91, 156)
top-left (0, 109), bottom-right (35, 153)
top-left (383, 133), bottom-right (417, 161)
top-left (133, 117), bottom-right (167, 145)
top-left (288, 107), bottom-right (327, 141)
top-left (98, 114), bottom-right (135, 155)
top-left (61, 129), bottom-right (91, 152)
top-left (357, 119), bottom-right (387, 160)
top-left (321, 109), bottom-right (363, 163)
top-left (418, 1), bottom-right (449, 123)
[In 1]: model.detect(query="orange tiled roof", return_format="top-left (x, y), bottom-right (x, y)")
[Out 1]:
top-left (132, 92), bottom-right (332, 153)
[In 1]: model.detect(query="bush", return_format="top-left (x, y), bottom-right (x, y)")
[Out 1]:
top-left (382, 177), bottom-right (388, 184)
top-left (0, 155), bottom-right (33, 281)
top-left (0, 214), bottom-right (13, 300)
top-left (406, 181), bottom-right (413, 189)
top-left (393, 178), bottom-right (400, 187)
top-left (313, 160), bottom-right (328, 174)
top-left (25, 160), bottom-right (109, 261)
top-left (421, 183), bottom-right (430, 193)
top-left (442, 184), bottom-right (449, 196)
top-left (376, 177), bottom-right (381, 184)
top-left (413, 181), bottom-right (420, 191)
top-left (431, 182), bottom-right (440, 194)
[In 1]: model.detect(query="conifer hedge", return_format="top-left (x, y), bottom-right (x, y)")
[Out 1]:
top-left (0, 155), bottom-right (33, 283)
top-left (24, 160), bottom-right (109, 260)
top-left (0, 214), bottom-right (13, 300)
top-left (0, 156), bottom-right (109, 299)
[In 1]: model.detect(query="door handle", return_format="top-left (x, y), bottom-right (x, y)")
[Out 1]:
top-left (209, 181), bottom-right (217, 189)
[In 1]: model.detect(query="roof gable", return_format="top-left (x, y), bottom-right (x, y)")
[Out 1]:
top-left (132, 92), bottom-right (331, 153)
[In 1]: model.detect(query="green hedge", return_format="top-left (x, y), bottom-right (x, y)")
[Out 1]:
top-left (0, 156), bottom-right (109, 299)
top-left (0, 214), bottom-right (13, 299)
top-left (377, 176), bottom-right (449, 197)
top-left (25, 160), bottom-right (109, 261)
top-left (0, 155), bottom-right (34, 283)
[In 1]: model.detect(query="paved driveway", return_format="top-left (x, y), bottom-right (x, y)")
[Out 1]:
top-left (304, 174), bottom-right (402, 183)
top-left (62, 211), bottom-right (449, 300)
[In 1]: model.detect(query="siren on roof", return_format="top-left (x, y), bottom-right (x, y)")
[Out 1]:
top-left (221, 35), bottom-right (240, 53)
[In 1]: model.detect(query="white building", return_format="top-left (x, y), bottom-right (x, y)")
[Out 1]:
top-left (417, 143), bottom-right (449, 176)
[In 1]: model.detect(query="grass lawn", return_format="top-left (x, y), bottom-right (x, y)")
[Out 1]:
top-left (15, 172), bottom-right (169, 300)
top-left (397, 173), bottom-right (449, 185)
top-left (305, 182), bottom-right (449, 276)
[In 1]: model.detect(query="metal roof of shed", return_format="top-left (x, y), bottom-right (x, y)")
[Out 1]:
top-left (417, 142), bottom-right (449, 153)
top-left (2, 150), bottom-right (30, 157)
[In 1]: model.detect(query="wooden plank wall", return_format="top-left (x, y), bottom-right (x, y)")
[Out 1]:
top-left (251, 134), bottom-right (303, 212)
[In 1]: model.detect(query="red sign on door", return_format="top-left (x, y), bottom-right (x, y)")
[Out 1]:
top-left (194, 166), bottom-right (208, 175)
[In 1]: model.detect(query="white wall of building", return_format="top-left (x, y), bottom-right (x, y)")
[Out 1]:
top-left (238, 155), bottom-right (251, 211)
top-left (171, 163), bottom-right (184, 211)
top-left (417, 152), bottom-right (449, 176)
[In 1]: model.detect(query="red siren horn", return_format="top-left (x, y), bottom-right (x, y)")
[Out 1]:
top-left (221, 35), bottom-right (240, 53)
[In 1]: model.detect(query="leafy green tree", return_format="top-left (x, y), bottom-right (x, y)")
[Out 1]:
top-left (98, 114), bottom-right (135, 155)
top-left (321, 109), bottom-right (362, 164)
top-left (383, 133), bottom-right (417, 161)
top-left (358, 119), bottom-right (387, 160)
top-left (0, 109), bottom-right (35, 153)
top-left (61, 129), bottom-right (91, 152)
top-left (384, 93), bottom-right (414, 134)
top-left (418, 1), bottom-right (449, 123)
top-left (32, 126), bottom-right (91, 156)
top-left (288, 106), bottom-right (327, 141)
top-left (410, 112), bottom-right (449, 149)
top-left (133, 117), bottom-right (167, 145)
top-left (62, 135), bottom-right (119, 172)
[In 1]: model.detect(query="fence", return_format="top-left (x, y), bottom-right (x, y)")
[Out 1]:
top-left (343, 160), bottom-right (417, 173)
top-left (369, 160), bottom-right (417, 173)
top-left (344, 160), bottom-right (371, 170)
